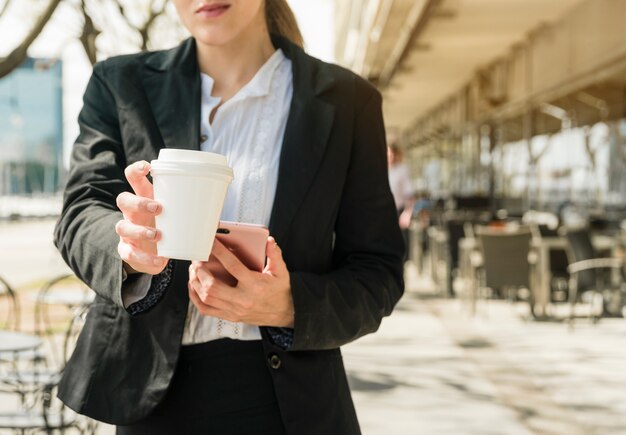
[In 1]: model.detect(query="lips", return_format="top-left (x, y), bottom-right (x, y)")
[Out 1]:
top-left (196, 2), bottom-right (231, 17)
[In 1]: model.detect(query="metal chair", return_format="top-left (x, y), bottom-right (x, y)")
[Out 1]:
top-left (0, 305), bottom-right (91, 434)
top-left (0, 274), bottom-right (91, 400)
top-left (0, 275), bottom-right (20, 330)
top-left (0, 276), bottom-right (42, 397)
top-left (561, 227), bottom-right (626, 323)
top-left (34, 274), bottom-right (93, 369)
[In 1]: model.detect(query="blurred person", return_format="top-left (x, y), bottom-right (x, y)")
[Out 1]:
top-left (387, 143), bottom-right (414, 227)
top-left (387, 142), bottom-right (414, 260)
top-left (53, 1), bottom-right (404, 434)
top-left (412, 190), bottom-right (432, 223)
top-left (410, 190), bottom-right (432, 272)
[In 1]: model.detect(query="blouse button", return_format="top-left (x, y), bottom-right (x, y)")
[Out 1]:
top-left (200, 134), bottom-right (208, 143)
top-left (268, 353), bottom-right (282, 370)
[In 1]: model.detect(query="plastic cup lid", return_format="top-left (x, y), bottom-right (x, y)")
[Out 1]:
top-left (157, 149), bottom-right (227, 166)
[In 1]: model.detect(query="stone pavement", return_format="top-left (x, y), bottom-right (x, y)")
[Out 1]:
top-left (2, 220), bottom-right (626, 434)
top-left (343, 268), bottom-right (626, 435)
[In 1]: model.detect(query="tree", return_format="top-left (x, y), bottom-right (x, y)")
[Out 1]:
top-left (0, 0), bottom-right (13, 18)
top-left (77, 0), bottom-right (184, 65)
top-left (0, 0), bottom-right (183, 74)
top-left (0, 0), bottom-right (63, 78)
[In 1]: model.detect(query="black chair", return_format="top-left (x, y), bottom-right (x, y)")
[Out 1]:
top-left (562, 227), bottom-right (625, 322)
top-left (475, 225), bottom-right (532, 302)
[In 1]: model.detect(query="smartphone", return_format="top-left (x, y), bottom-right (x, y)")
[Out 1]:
top-left (207, 221), bottom-right (270, 286)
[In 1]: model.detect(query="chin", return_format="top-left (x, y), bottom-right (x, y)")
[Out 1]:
top-left (192, 26), bottom-right (239, 47)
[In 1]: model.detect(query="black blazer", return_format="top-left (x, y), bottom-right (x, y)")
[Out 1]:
top-left (54, 36), bottom-right (404, 434)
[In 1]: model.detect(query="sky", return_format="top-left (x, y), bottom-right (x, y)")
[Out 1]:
top-left (0, 0), bottom-right (336, 165)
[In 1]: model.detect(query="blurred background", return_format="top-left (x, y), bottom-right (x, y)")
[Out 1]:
top-left (2, 0), bottom-right (626, 434)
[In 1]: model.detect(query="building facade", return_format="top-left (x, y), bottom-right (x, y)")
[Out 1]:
top-left (0, 57), bottom-right (63, 195)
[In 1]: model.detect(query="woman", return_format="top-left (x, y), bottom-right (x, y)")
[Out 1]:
top-left (54, 1), bottom-right (404, 434)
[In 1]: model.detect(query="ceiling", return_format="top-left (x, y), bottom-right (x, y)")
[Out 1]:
top-left (377, 0), bottom-right (585, 132)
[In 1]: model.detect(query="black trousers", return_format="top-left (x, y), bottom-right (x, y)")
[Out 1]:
top-left (116, 339), bottom-right (287, 435)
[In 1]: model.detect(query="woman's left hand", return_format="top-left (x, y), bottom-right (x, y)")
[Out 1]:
top-left (188, 237), bottom-right (294, 328)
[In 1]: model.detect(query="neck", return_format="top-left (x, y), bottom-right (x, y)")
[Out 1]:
top-left (195, 26), bottom-right (275, 101)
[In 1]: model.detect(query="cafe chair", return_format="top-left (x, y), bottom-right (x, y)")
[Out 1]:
top-left (0, 275), bottom-right (90, 400)
top-left (0, 372), bottom-right (82, 434)
top-left (527, 225), bottom-right (571, 319)
top-left (536, 225), bottom-right (570, 302)
top-left (561, 227), bottom-right (626, 323)
top-left (0, 305), bottom-right (93, 434)
top-left (34, 274), bottom-right (94, 369)
top-left (0, 275), bottom-right (20, 330)
top-left (0, 276), bottom-right (41, 395)
top-left (473, 225), bottom-right (532, 307)
top-left (455, 223), bottom-right (479, 312)
top-left (444, 218), bottom-right (467, 297)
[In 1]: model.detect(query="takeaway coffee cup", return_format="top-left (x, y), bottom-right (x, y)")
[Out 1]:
top-left (150, 149), bottom-right (234, 261)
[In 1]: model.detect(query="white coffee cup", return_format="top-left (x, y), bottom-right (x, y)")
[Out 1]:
top-left (150, 149), bottom-right (234, 261)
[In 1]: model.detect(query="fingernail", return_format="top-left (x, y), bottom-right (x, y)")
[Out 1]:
top-left (147, 202), bottom-right (158, 212)
top-left (137, 162), bottom-right (146, 170)
top-left (153, 258), bottom-right (164, 266)
top-left (146, 229), bottom-right (156, 239)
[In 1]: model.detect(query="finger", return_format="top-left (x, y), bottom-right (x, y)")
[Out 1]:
top-left (188, 261), bottom-right (211, 290)
top-left (188, 286), bottom-right (235, 321)
top-left (196, 267), bottom-right (241, 305)
top-left (118, 241), bottom-right (167, 271)
top-left (192, 280), bottom-right (236, 313)
top-left (116, 192), bottom-right (161, 217)
top-left (125, 161), bottom-right (154, 199)
top-left (188, 283), bottom-right (213, 310)
top-left (211, 239), bottom-right (254, 284)
top-left (188, 261), bottom-right (207, 279)
top-left (189, 262), bottom-right (199, 283)
top-left (188, 276), bottom-right (202, 297)
top-left (264, 236), bottom-right (288, 276)
top-left (115, 220), bottom-right (159, 241)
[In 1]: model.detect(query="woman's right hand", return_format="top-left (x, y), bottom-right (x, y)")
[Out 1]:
top-left (115, 161), bottom-right (168, 275)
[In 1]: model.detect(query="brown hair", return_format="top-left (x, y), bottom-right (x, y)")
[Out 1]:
top-left (265, 0), bottom-right (304, 48)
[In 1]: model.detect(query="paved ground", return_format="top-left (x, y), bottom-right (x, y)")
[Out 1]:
top-left (2, 220), bottom-right (626, 434)
top-left (0, 219), bottom-right (71, 288)
top-left (345, 270), bottom-right (626, 435)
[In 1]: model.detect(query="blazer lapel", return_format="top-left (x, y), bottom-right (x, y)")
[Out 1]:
top-left (269, 38), bottom-right (336, 242)
top-left (142, 38), bottom-right (202, 152)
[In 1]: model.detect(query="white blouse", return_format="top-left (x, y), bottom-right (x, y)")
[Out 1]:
top-left (182, 49), bottom-right (293, 344)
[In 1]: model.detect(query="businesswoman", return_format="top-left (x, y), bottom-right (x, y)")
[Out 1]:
top-left (54, 0), bottom-right (404, 434)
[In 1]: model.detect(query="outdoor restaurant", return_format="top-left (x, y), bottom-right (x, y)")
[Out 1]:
top-left (338, 0), bottom-right (626, 317)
